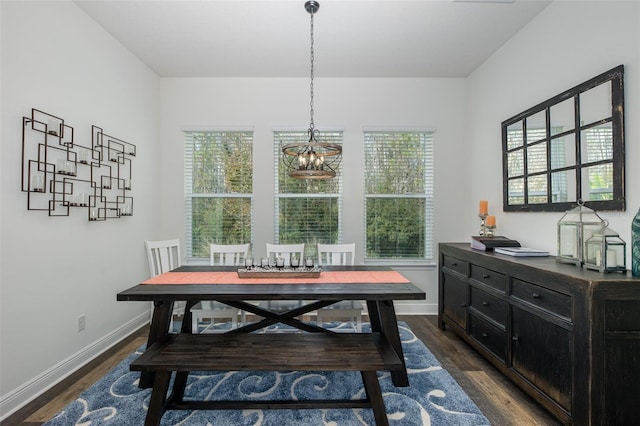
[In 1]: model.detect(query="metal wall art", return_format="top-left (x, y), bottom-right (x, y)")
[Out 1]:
top-left (21, 108), bottom-right (135, 222)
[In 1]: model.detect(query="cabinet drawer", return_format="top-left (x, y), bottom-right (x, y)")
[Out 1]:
top-left (469, 314), bottom-right (506, 362)
top-left (470, 286), bottom-right (507, 326)
top-left (442, 255), bottom-right (468, 276)
top-left (512, 279), bottom-right (571, 321)
top-left (470, 265), bottom-right (507, 292)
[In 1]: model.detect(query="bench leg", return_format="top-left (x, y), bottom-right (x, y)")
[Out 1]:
top-left (145, 370), bottom-right (171, 426)
top-left (361, 371), bottom-right (389, 426)
top-left (170, 371), bottom-right (189, 401)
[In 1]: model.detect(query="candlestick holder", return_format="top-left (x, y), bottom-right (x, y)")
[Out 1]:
top-left (478, 213), bottom-right (488, 236)
top-left (485, 224), bottom-right (496, 237)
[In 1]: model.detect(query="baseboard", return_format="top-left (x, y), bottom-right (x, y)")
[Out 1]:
top-left (394, 302), bottom-right (437, 316)
top-left (0, 310), bottom-right (150, 421)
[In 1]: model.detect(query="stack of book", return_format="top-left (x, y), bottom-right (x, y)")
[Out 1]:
top-left (471, 236), bottom-right (521, 251)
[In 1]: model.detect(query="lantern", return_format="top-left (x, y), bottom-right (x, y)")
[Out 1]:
top-left (583, 224), bottom-right (627, 273)
top-left (557, 201), bottom-right (605, 266)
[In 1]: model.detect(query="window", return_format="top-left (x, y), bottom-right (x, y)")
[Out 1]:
top-left (274, 131), bottom-right (343, 258)
top-left (364, 130), bottom-right (434, 261)
top-left (184, 131), bottom-right (253, 259)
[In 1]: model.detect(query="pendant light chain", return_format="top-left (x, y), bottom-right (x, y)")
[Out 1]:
top-left (309, 5), bottom-right (315, 133)
top-left (281, 1), bottom-right (341, 179)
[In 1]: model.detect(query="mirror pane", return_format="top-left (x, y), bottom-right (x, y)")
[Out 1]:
top-left (527, 175), bottom-right (548, 204)
top-left (507, 150), bottom-right (524, 177)
top-left (581, 122), bottom-right (613, 163)
top-left (582, 163), bottom-right (613, 201)
top-left (551, 170), bottom-right (576, 203)
top-left (526, 111), bottom-right (546, 144)
top-left (527, 142), bottom-right (547, 174)
top-left (508, 178), bottom-right (524, 205)
top-left (506, 121), bottom-right (524, 150)
top-left (550, 133), bottom-right (576, 169)
top-left (550, 98), bottom-right (575, 136)
top-left (580, 82), bottom-right (612, 125)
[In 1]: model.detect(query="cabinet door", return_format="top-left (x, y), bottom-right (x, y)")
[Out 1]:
top-left (442, 272), bottom-right (468, 330)
top-left (512, 306), bottom-right (572, 412)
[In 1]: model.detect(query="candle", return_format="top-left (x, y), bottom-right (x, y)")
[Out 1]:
top-left (260, 257), bottom-right (269, 268)
top-left (47, 118), bottom-right (59, 136)
top-left (486, 215), bottom-right (496, 227)
top-left (479, 200), bottom-right (488, 215)
top-left (290, 257), bottom-right (299, 268)
top-left (276, 257), bottom-right (285, 268)
top-left (606, 249), bottom-right (617, 267)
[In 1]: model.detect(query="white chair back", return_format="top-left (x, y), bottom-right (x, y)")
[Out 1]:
top-left (145, 239), bottom-right (181, 277)
top-left (266, 243), bottom-right (305, 266)
top-left (210, 243), bottom-right (250, 266)
top-left (318, 243), bottom-right (356, 266)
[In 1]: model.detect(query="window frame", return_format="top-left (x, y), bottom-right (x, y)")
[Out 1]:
top-left (184, 129), bottom-right (254, 261)
top-left (273, 130), bottom-right (343, 259)
top-left (363, 129), bottom-right (435, 263)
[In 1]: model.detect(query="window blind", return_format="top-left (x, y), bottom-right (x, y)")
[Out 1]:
top-left (184, 131), bottom-right (254, 258)
top-left (364, 131), bottom-right (434, 260)
top-left (273, 131), bottom-right (343, 258)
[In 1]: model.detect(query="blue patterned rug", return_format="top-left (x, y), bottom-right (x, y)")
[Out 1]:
top-left (44, 322), bottom-right (490, 425)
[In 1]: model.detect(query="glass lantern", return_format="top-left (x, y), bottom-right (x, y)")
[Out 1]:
top-left (583, 224), bottom-right (627, 273)
top-left (557, 201), bottom-right (605, 266)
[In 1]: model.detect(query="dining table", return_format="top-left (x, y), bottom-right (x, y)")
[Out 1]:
top-left (117, 264), bottom-right (426, 389)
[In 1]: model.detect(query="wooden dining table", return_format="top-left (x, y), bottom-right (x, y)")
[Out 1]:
top-left (117, 265), bottom-right (426, 389)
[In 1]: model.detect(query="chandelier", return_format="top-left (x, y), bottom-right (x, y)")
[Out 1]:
top-left (282, 1), bottom-right (342, 179)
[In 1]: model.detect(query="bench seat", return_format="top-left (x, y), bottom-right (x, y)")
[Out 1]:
top-left (131, 332), bottom-right (401, 426)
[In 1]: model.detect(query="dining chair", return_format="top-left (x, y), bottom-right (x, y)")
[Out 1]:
top-left (190, 243), bottom-right (250, 333)
top-left (316, 243), bottom-right (363, 332)
top-left (145, 239), bottom-right (184, 331)
top-left (261, 243), bottom-right (306, 328)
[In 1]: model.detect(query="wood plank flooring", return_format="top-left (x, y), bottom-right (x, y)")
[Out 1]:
top-left (2, 315), bottom-right (561, 426)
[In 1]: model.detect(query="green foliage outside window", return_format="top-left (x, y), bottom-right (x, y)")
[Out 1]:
top-left (186, 131), bottom-right (253, 258)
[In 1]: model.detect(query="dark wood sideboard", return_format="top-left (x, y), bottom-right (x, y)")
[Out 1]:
top-left (438, 243), bottom-right (640, 425)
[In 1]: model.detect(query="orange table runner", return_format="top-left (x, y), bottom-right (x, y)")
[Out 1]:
top-left (142, 270), bottom-right (410, 285)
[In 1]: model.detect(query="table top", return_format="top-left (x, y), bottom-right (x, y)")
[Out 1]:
top-left (117, 265), bottom-right (425, 302)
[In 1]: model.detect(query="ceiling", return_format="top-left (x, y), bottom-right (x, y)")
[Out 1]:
top-left (74, 0), bottom-right (550, 78)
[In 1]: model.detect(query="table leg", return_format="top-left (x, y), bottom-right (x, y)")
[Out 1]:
top-left (367, 300), bottom-right (381, 333)
top-left (139, 301), bottom-right (173, 388)
top-left (376, 300), bottom-right (409, 387)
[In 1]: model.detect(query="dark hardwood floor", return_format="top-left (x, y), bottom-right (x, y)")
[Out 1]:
top-left (2, 315), bottom-right (561, 425)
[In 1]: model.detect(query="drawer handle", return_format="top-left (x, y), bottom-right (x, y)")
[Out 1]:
top-left (482, 274), bottom-right (490, 279)
top-left (532, 293), bottom-right (541, 299)
top-left (512, 336), bottom-right (519, 342)
top-left (451, 262), bottom-right (458, 266)
top-left (482, 332), bottom-right (489, 338)
top-left (460, 303), bottom-right (467, 308)
top-left (482, 301), bottom-right (489, 306)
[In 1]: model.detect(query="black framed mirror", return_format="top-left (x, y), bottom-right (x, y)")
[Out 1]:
top-left (502, 65), bottom-right (625, 212)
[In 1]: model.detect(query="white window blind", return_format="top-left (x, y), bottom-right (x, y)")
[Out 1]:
top-left (184, 131), bottom-right (253, 259)
top-left (364, 131), bottom-right (434, 260)
top-left (273, 131), bottom-right (343, 258)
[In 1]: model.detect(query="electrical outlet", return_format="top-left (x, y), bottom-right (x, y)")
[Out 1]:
top-left (78, 314), bottom-right (86, 332)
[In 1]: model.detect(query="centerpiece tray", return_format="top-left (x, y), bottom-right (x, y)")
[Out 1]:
top-left (237, 266), bottom-right (321, 278)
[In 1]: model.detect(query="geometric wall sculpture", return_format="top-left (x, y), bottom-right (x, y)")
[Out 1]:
top-left (21, 108), bottom-right (135, 221)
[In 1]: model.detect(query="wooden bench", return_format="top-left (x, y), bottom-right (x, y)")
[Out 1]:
top-left (130, 332), bottom-right (402, 426)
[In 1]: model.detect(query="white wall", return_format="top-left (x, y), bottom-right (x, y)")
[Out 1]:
top-left (466, 1), bottom-right (640, 257)
top-left (0, 1), bottom-right (160, 418)
top-left (159, 77), bottom-right (470, 313)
